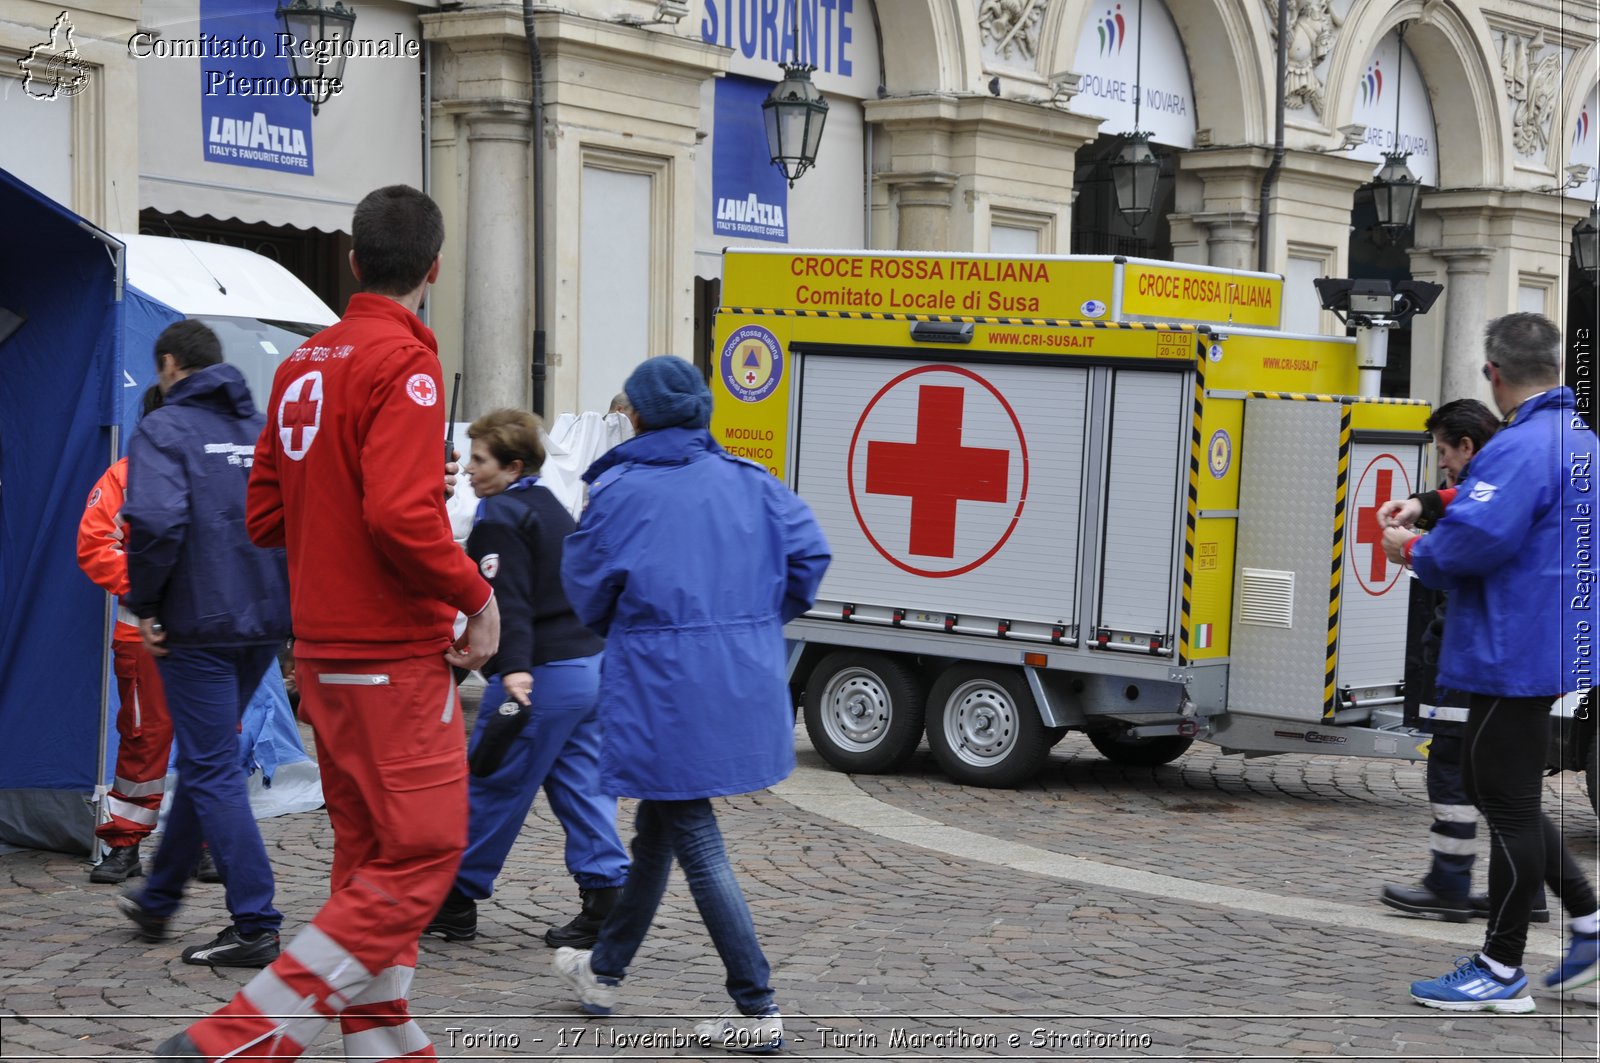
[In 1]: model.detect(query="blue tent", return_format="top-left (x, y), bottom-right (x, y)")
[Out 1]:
top-left (0, 168), bottom-right (182, 853)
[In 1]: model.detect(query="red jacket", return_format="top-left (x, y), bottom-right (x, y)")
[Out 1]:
top-left (76, 457), bottom-right (141, 644)
top-left (247, 294), bottom-right (491, 658)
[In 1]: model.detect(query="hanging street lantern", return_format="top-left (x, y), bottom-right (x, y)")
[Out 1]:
top-left (1371, 152), bottom-right (1422, 239)
top-left (1110, 132), bottom-right (1161, 227)
top-left (276, 0), bottom-right (357, 116)
top-left (763, 63), bottom-right (828, 187)
top-left (1574, 205), bottom-right (1600, 276)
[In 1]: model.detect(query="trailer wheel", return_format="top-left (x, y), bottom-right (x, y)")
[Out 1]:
top-left (802, 652), bottom-right (925, 774)
top-left (925, 665), bottom-right (1049, 787)
top-left (1087, 729), bottom-right (1194, 767)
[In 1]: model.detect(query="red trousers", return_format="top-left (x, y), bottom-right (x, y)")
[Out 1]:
top-left (96, 638), bottom-right (174, 847)
top-left (188, 654), bottom-right (466, 1063)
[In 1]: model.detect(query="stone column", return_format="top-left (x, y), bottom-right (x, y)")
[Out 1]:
top-left (1190, 212), bottom-right (1259, 272)
top-left (881, 172), bottom-right (959, 250)
top-left (459, 105), bottom-right (532, 417)
top-left (1432, 246), bottom-right (1496, 407)
top-left (865, 95), bottom-right (1099, 253)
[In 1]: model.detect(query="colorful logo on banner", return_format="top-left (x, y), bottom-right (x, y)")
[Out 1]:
top-left (1577, 110), bottom-right (1591, 147)
top-left (1098, 6), bottom-right (1127, 55)
top-left (1361, 61), bottom-right (1383, 107)
top-left (712, 75), bottom-right (788, 243)
top-left (200, 0), bottom-right (314, 176)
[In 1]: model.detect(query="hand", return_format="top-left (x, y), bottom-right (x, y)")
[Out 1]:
top-left (139, 617), bottom-right (169, 658)
top-left (1381, 525), bottom-right (1417, 567)
top-left (502, 670), bottom-right (533, 707)
top-left (1378, 497), bottom-right (1422, 529)
top-left (445, 595), bottom-right (500, 671)
top-left (445, 446), bottom-right (461, 500)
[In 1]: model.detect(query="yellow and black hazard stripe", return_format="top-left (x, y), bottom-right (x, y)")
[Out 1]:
top-left (1240, 390), bottom-right (1343, 403)
top-left (1325, 404), bottom-right (1352, 720)
top-left (1179, 350), bottom-right (1205, 664)
top-left (1345, 396), bottom-right (1431, 406)
top-left (720, 306), bottom-right (1202, 330)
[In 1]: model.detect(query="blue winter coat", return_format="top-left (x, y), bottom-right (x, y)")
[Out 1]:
top-left (124, 364), bottom-right (291, 646)
top-left (1410, 386), bottom-right (1599, 698)
top-left (561, 427), bottom-right (830, 800)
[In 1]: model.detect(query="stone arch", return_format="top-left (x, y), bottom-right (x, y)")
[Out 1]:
top-left (1042, 0), bottom-right (1271, 145)
top-left (1547, 41), bottom-right (1598, 180)
top-left (874, 0), bottom-right (984, 96)
top-left (1324, 0), bottom-right (1504, 188)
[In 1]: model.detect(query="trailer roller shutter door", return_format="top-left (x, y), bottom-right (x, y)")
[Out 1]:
top-left (1097, 370), bottom-right (1187, 642)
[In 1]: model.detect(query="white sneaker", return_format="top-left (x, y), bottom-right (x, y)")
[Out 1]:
top-left (692, 1009), bottom-right (784, 1054)
top-left (552, 947), bottom-right (618, 1015)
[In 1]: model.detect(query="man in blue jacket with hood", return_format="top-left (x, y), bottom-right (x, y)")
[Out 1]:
top-left (1386, 313), bottom-right (1600, 1012)
top-left (119, 320), bottom-right (292, 969)
top-left (554, 355), bottom-right (830, 1053)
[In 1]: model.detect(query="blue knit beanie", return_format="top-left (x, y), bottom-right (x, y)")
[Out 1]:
top-left (623, 355), bottom-right (712, 430)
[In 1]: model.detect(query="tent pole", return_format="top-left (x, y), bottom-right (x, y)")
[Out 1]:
top-left (90, 421), bottom-right (119, 861)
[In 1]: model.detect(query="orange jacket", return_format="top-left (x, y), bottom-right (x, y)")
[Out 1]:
top-left (77, 457), bottom-right (141, 643)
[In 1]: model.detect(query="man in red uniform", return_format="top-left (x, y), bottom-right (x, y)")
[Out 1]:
top-left (76, 390), bottom-right (173, 883)
top-left (152, 184), bottom-right (499, 1063)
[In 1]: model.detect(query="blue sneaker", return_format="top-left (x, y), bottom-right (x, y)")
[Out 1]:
top-left (1544, 929), bottom-right (1600, 993)
top-left (1410, 956), bottom-right (1535, 1013)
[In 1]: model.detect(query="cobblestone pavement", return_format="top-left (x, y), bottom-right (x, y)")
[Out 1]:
top-left (2, 708), bottom-right (1597, 1063)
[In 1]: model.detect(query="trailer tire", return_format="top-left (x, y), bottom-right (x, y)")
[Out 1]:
top-left (803, 652), bottom-right (925, 774)
top-left (1087, 729), bottom-right (1194, 767)
top-left (926, 665), bottom-right (1049, 787)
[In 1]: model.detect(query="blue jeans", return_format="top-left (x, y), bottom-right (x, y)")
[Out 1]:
top-left (455, 655), bottom-right (628, 898)
top-left (591, 799), bottom-right (774, 1015)
top-left (142, 644), bottom-right (281, 935)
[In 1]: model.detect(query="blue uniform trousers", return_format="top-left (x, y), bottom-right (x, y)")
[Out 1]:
top-left (455, 653), bottom-right (628, 898)
top-left (141, 643), bottom-right (282, 935)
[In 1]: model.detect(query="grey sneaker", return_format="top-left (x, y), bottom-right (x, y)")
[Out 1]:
top-left (117, 890), bottom-right (171, 942)
top-left (692, 1009), bottom-right (784, 1054)
top-left (552, 947), bottom-right (618, 1016)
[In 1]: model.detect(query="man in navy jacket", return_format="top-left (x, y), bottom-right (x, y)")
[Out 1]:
top-left (1386, 313), bottom-right (1600, 1011)
top-left (120, 320), bottom-right (291, 969)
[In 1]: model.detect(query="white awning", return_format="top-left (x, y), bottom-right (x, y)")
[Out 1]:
top-left (137, 0), bottom-right (424, 233)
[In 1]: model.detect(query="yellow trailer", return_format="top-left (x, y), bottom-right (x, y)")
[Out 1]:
top-left (711, 248), bottom-right (1432, 786)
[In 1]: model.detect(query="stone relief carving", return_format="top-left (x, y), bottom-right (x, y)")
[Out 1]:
top-left (979, 0), bottom-right (1045, 64)
top-left (1499, 31), bottom-right (1561, 157)
top-left (1265, 0), bottom-right (1344, 117)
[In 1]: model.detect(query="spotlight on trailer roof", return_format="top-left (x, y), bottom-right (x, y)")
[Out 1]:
top-left (1313, 277), bottom-right (1441, 327)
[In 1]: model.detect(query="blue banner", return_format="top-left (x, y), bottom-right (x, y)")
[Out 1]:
top-left (199, 0), bottom-right (315, 176)
top-left (713, 75), bottom-right (787, 243)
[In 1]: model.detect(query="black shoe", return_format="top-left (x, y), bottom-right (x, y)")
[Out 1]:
top-left (91, 843), bottom-right (143, 884)
top-left (195, 847), bottom-right (222, 884)
top-left (181, 926), bottom-right (280, 968)
top-left (1469, 892), bottom-right (1551, 923)
top-left (152, 1031), bottom-right (205, 1061)
top-left (1380, 883), bottom-right (1473, 922)
top-left (425, 888), bottom-right (477, 942)
top-left (544, 886), bottom-right (622, 949)
top-left (117, 890), bottom-right (171, 942)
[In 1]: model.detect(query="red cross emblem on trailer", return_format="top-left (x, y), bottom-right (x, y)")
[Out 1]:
top-left (847, 364), bottom-right (1030, 578)
top-left (278, 371), bottom-right (323, 462)
top-left (1351, 452), bottom-right (1413, 595)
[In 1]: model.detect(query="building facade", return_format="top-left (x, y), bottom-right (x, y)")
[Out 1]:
top-left (4, 0), bottom-right (1596, 416)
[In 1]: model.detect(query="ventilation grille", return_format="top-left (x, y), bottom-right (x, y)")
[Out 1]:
top-left (1238, 568), bottom-right (1295, 628)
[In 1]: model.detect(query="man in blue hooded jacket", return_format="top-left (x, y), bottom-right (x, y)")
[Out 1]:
top-left (554, 355), bottom-right (830, 1053)
top-left (1385, 313), bottom-right (1600, 1012)
top-left (119, 320), bottom-right (292, 970)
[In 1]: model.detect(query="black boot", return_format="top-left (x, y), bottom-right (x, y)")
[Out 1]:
top-left (91, 842), bottom-right (142, 884)
top-left (425, 887), bottom-right (477, 942)
top-left (544, 886), bottom-right (621, 949)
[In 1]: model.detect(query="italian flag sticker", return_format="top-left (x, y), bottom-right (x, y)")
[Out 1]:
top-left (1194, 623), bottom-right (1212, 650)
